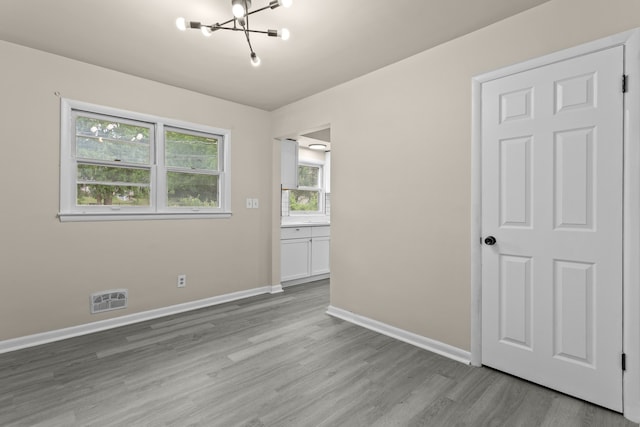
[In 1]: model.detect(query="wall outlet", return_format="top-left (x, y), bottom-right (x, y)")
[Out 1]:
top-left (177, 274), bottom-right (186, 288)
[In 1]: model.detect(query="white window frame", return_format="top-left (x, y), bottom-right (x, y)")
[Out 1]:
top-left (59, 99), bottom-right (231, 222)
top-left (289, 160), bottom-right (324, 215)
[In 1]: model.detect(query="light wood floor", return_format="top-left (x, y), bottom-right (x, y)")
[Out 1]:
top-left (0, 280), bottom-right (636, 426)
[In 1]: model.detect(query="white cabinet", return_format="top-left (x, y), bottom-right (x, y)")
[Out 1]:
top-left (281, 226), bottom-right (330, 283)
top-left (281, 139), bottom-right (298, 190)
top-left (310, 226), bottom-right (330, 276)
top-left (281, 227), bottom-right (311, 281)
top-left (311, 237), bottom-right (330, 275)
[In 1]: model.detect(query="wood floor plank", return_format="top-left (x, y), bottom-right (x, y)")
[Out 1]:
top-left (0, 279), bottom-right (636, 426)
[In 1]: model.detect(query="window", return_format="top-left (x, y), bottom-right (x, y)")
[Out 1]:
top-left (74, 114), bottom-right (153, 208)
top-left (289, 163), bottom-right (323, 213)
top-left (59, 99), bottom-right (230, 221)
top-left (164, 128), bottom-right (220, 208)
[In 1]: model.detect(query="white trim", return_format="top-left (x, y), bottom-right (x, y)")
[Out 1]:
top-left (60, 98), bottom-right (73, 214)
top-left (0, 286), bottom-right (272, 355)
top-left (296, 158), bottom-right (325, 167)
top-left (270, 284), bottom-right (284, 294)
top-left (326, 305), bottom-right (471, 365)
top-left (58, 212), bottom-right (232, 222)
top-left (471, 28), bottom-right (640, 422)
top-left (470, 77), bottom-right (483, 368)
top-left (622, 29), bottom-right (640, 424)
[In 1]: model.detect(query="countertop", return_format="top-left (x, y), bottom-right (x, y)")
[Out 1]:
top-left (281, 222), bottom-right (330, 228)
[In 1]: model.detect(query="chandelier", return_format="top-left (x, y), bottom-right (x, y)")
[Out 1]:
top-left (176, 0), bottom-right (293, 67)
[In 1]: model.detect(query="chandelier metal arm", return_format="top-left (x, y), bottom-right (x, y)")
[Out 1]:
top-left (244, 4), bottom-right (273, 16)
top-left (203, 25), bottom-right (271, 35)
top-left (241, 7), bottom-right (256, 55)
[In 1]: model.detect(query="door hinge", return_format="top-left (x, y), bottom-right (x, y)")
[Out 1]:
top-left (622, 353), bottom-right (627, 371)
top-left (623, 75), bottom-right (628, 93)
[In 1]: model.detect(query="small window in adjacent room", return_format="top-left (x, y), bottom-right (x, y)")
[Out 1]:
top-left (59, 99), bottom-right (231, 221)
top-left (289, 163), bottom-right (323, 213)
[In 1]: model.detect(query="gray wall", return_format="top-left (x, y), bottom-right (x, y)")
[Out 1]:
top-left (0, 41), bottom-right (274, 340)
top-left (271, 0), bottom-right (640, 350)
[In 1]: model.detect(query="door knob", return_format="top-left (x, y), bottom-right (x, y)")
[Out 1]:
top-left (484, 236), bottom-right (497, 245)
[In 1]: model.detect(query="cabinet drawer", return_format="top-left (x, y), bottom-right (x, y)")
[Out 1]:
top-left (281, 227), bottom-right (311, 240)
top-left (311, 226), bottom-right (330, 238)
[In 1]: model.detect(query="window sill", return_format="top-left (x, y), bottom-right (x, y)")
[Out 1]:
top-left (58, 211), bottom-right (232, 222)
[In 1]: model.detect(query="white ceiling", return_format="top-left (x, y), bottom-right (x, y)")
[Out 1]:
top-left (0, 0), bottom-right (549, 111)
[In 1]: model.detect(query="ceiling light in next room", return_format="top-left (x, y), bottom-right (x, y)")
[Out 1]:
top-left (309, 143), bottom-right (327, 151)
top-left (176, 0), bottom-right (292, 67)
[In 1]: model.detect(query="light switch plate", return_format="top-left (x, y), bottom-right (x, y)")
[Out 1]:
top-left (252, 198), bottom-right (259, 209)
top-left (246, 198), bottom-right (252, 209)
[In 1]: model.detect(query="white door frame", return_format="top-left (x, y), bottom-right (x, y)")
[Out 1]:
top-left (471, 28), bottom-right (640, 422)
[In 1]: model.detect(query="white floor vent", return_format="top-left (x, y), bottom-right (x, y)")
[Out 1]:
top-left (91, 289), bottom-right (128, 314)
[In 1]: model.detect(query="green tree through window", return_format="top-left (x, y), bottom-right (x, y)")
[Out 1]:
top-left (75, 116), bottom-right (151, 206)
top-left (290, 164), bottom-right (322, 212)
top-left (165, 129), bottom-right (219, 207)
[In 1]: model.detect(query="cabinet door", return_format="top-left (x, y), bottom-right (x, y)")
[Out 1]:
top-left (281, 139), bottom-right (298, 190)
top-left (311, 236), bottom-right (330, 276)
top-left (281, 238), bottom-right (311, 281)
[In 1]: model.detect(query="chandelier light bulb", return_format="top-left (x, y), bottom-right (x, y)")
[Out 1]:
top-left (232, 4), bottom-right (245, 17)
top-left (280, 28), bottom-right (290, 41)
top-left (279, 0), bottom-right (293, 8)
top-left (250, 52), bottom-right (261, 67)
top-left (232, 0), bottom-right (246, 18)
top-left (201, 26), bottom-right (212, 37)
top-left (176, 17), bottom-right (187, 31)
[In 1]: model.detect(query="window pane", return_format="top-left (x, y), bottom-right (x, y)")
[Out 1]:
top-left (298, 165), bottom-right (319, 187)
top-left (289, 190), bottom-right (319, 211)
top-left (167, 171), bottom-right (219, 207)
top-left (77, 164), bottom-right (150, 206)
top-left (166, 130), bottom-right (218, 171)
top-left (75, 116), bottom-right (150, 164)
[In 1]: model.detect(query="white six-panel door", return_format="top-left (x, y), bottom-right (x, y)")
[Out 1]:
top-left (481, 46), bottom-right (624, 411)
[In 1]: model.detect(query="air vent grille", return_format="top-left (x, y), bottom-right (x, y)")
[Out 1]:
top-left (90, 289), bottom-right (128, 314)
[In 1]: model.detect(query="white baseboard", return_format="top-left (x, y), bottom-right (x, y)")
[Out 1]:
top-left (0, 285), bottom-right (273, 355)
top-left (270, 284), bottom-right (284, 294)
top-left (326, 305), bottom-right (471, 365)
